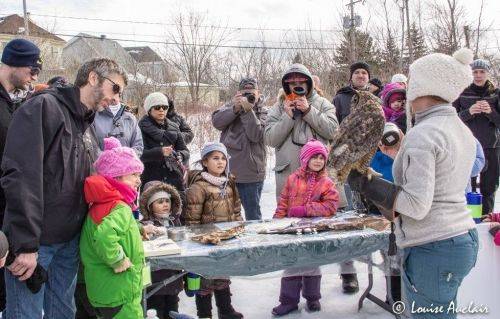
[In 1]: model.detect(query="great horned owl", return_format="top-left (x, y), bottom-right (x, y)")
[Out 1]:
top-left (327, 90), bottom-right (385, 184)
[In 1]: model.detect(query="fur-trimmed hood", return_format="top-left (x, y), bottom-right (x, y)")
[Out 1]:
top-left (139, 181), bottom-right (182, 221)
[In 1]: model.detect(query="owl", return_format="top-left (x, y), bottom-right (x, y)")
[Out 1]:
top-left (327, 90), bottom-right (385, 184)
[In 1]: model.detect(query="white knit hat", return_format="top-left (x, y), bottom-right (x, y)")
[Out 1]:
top-left (143, 92), bottom-right (169, 114)
top-left (407, 48), bottom-right (473, 102)
top-left (391, 73), bottom-right (407, 84)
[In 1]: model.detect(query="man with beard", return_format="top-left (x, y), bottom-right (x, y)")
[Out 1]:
top-left (1, 58), bottom-right (127, 319)
top-left (0, 38), bottom-right (41, 312)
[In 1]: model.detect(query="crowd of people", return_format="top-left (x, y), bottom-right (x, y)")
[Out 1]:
top-left (0, 36), bottom-right (498, 319)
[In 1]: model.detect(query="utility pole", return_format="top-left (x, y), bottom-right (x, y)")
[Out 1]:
top-left (22, 0), bottom-right (30, 36)
top-left (464, 25), bottom-right (471, 49)
top-left (345, 0), bottom-right (363, 63)
top-left (405, 0), bottom-right (413, 63)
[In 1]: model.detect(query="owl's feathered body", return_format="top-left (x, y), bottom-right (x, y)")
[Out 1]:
top-left (327, 90), bottom-right (386, 184)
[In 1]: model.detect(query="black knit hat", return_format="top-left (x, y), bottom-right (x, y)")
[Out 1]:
top-left (1, 38), bottom-right (42, 69)
top-left (350, 61), bottom-right (370, 79)
top-left (369, 78), bottom-right (383, 89)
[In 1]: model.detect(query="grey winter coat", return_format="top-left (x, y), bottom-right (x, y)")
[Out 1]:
top-left (92, 105), bottom-right (144, 156)
top-left (212, 99), bottom-right (268, 183)
top-left (265, 64), bottom-right (338, 197)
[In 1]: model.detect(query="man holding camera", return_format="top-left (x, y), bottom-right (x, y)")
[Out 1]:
top-left (265, 64), bottom-right (338, 199)
top-left (212, 78), bottom-right (268, 220)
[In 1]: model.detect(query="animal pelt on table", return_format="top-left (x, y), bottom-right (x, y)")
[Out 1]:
top-left (327, 90), bottom-right (385, 184)
top-left (190, 225), bottom-right (245, 245)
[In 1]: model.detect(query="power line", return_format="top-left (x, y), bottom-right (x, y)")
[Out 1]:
top-left (56, 29), bottom-right (339, 46)
top-left (9, 12), bottom-right (344, 33)
top-left (58, 33), bottom-right (337, 50)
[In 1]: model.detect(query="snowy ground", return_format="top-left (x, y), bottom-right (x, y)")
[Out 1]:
top-left (175, 153), bottom-right (500, 318)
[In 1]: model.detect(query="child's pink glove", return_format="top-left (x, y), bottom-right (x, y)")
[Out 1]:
top-left (288, 206), bottom-right (307, 218)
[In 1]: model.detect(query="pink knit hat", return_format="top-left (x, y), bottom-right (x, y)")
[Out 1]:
top-left (94, 137), bottom-right (144, 177)
top-left (299, 139), bottom-right (329, 168)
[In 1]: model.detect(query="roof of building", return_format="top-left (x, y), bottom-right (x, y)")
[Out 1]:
top-left (124, 46), bottom-right (163, 63)
top-left (64, 33), bottom-right (136, 72)
top-left (0, 14), bottom-right (64, 42)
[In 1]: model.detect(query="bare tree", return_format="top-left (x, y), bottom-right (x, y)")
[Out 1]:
top-left (427, 0), bottom-right (467, 54)
top-left (163, 11), bottom-right (232, 105)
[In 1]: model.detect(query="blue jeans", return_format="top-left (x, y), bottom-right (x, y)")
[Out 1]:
top-left (5, 235), bottom-right (80, 319)
top-left (402, 229), bottom-right (479, 319)
top-left (236, 182), bottom-right (264, 220)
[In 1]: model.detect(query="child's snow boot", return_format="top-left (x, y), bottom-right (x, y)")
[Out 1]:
top-left (214, 287), bottom-right (243, 319)
top-left (271, 276), bottom-right (301, 316)
top-left (302, 276), bottom-right (321, 312)
top-left (195, 293), bottom-right (213, 318)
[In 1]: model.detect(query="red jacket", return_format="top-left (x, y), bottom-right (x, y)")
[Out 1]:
top-left (274, 167), bottom-right (339, 218)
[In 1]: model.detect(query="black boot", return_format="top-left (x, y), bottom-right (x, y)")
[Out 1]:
top-left (341, 274), bottom-right (359, 294)
top-left (196, 294), bottom-right (213, 318)
top-left (164, 295), bottom-right (180, 316)
top-left (214, 288), bottom-right (243, 319)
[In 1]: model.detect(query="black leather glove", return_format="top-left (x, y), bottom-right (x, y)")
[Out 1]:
top-left (347, 169), bottom-right (400, 221)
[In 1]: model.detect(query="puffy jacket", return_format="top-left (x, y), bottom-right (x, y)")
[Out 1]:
top-left (139, 115), bottom-right (190, 192)
top-left (92, 105), bottom-right (144, 156)
top-left (80, 175), bottom-right (144, 307)
top-left (274, 168), bottom-right (339, 218)
top-left (212, 99), bottom-right (267, 183)
top-left (265, 64), bottom-right (338, 198)
top-left (1, 86), bottom-right (93, 254)
top-left (184, 170), bottom-right (242, 225)
top-left (453, 81), bottom-right (500, 149)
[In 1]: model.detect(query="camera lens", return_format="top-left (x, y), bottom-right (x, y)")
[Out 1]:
top-left (246, 94), bottom-right (256, 104)
top-left (292, 86), bottom-right (306, 96)
top-left (382, 123), bottom-right (400, 146)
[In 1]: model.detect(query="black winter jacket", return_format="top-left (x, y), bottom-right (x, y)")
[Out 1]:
top-left (1, 86), bottom-right (94, 254)
top-left (167, 106), bottom-right (194, 145)
top-left (0, 84), bottom-right (18, 228)
top-left (453, 81), bottom-right (500, 149)
top-left (332, 86), bottom-right (356, 123)
top-left (139, 115), bottom-right (190, 192)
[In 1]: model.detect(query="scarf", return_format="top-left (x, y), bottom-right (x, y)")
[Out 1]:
top-left (383, 106), bottom-right (405, 123)
top-left (201, 172), bottom-right (229, 197)
top-left (104, 176), bottom-right (138, 210)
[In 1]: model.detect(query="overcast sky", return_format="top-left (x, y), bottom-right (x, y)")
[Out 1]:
top-left (2, 0), bottom-right (500, 53)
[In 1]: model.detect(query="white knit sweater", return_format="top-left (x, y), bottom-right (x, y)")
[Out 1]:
top-left (393, 104), bottom-right (476, 248)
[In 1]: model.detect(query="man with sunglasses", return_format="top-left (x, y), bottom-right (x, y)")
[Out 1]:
top-left (0, 38), bottom-right (42, 312)
top-left (265, 63), bottom-right (338, 201)
top-left (1, 57), bottom-right (127, 319)
top-left (212, 77), bottom-right (268, 221)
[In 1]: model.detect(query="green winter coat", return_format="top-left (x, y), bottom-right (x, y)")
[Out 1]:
top-left (80, 175), bottom-right (144, 308)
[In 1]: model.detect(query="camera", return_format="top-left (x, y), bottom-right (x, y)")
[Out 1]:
top-left (291, 87), bottom-right (306, 119)
top-left (381, 122), bottom-right (401, 146)
top-left (242, 92), bottom-right (256, 104)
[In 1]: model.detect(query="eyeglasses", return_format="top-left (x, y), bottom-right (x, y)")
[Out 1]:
top-left (153, 105), bottom-right (168, 111)
top-left (101, 76), bottom-right (122, 96)
top-left (29, 66), bottom-right (41, 76)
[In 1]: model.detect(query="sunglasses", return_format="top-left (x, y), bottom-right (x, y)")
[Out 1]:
top-left (29, 66), bottom-right (41, 76)
top-left (153, 105), bottom-right (168, 111)
top-left (102, 76), bottom-right (122, 96)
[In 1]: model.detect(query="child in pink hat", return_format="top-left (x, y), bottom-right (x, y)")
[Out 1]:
top-left (272, 139), bottom-right (339, 316)
top-left (79, 137), bottom-right (146, 318)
